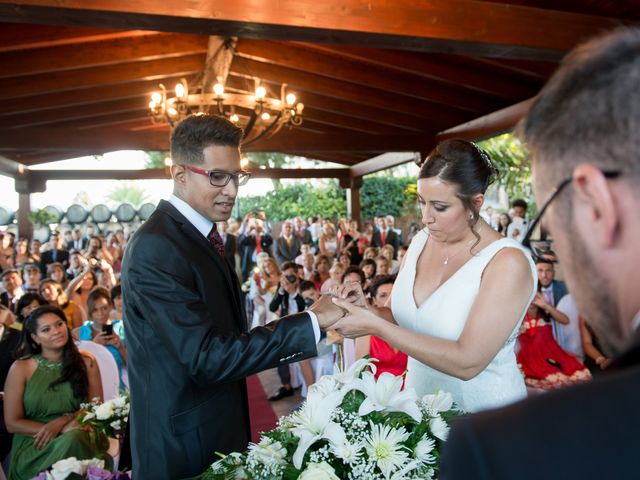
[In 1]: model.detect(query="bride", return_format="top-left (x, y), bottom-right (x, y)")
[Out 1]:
top-left (333, 139), bottom-right (537, 412)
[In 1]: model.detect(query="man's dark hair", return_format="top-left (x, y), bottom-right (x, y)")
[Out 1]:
top-left (171, 114), bottom-right (244, 166)
top-left (511, 199), bottom-right (528, 210)
top-left (341, 266), bottom-right (365, 285)
top-left (369, 274), bottom-right (397, 299)
top-left (111, 284), bottom-right (122, 302)
top-left (519, 28), bottom-right (640, 182)
top-left (0, 269), bottom-right (19, 281)
top-left (535, 258), bottom-right (555, 268)
top-left (280, 261), bottom-right (298, 273)
top-left (299, 280), bottom-right (316, 293)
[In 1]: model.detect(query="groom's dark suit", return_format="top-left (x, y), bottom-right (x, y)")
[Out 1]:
top-left (121, 200), bottom-right (317, 479)
top-left (440, 335), bottom-right (640, 480)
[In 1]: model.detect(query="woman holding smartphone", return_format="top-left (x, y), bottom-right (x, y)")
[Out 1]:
top-left (72, 286), bottom-right (126, 389)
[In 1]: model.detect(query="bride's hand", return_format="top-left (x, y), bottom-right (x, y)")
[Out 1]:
top-left (330, 297), bottom-right (383, 339)
top-left (334, 282), bottom-right (368, 309)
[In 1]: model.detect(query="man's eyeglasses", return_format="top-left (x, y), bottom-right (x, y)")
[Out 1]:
top-left (522, 170), bottom-right (621, 257)
top-left (182, 165), bottom-right (251, 187)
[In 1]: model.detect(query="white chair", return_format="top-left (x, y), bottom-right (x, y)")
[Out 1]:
top-left (76, 340), bottom-right (120, 400)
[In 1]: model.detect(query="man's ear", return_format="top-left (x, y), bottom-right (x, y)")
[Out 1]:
top-left (572, 164), bottom-right (619, 248)
top-left (171, 164), bottom-right (186, 185)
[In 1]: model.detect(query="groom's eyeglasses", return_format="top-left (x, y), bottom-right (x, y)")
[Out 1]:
top-left (522, 169), bottom-right (621, 258)
top-left (182, 165), bottom-right (251, 187)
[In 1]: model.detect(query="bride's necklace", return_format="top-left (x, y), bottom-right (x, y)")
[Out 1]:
top-left (442, 226), bottom-right (483, 265)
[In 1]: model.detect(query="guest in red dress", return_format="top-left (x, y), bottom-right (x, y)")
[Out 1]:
top-left (355, 274), bottom-right (408, 380)
top-left (517, 302), bottom-right (591, 389)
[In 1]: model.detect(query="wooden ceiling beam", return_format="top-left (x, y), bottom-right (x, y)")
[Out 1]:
top-left (436, 98), bottom-right (534, 142)
top-left (0, 32), bottom-right (208, 79)
top-left (0, 75), bottom-right (189, 116)
top-left (229, 57), bottom-right (471, 127)
top-left (0, 53), bottom-right (205, 100)
top-left (0, 127), bottom-right (428, 153)
top-left (295, 43), bottom-right (539, 101)
top-left (0, 0), bottom-right (627, 60)
top-left (236, 39), bottom-right (504, 112)
top-left (0, 23), bottom-right (159, 53)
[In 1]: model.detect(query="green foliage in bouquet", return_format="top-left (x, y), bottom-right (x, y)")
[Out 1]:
top-left (197, 359), bottom-right (460, 480)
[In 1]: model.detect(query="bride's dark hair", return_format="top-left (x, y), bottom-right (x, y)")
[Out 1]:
top-left (418, 139), bottom-right (499, 248)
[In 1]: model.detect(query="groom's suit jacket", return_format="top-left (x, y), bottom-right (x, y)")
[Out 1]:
top-left (121, 201), bottom-right (317, 480)
top-left (440, 333), bottom-right (640, 480)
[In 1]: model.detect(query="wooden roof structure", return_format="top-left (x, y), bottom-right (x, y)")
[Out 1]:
top-left (0, 0), bottom-right (638, 182)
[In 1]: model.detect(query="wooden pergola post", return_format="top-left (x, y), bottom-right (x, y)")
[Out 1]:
top-left (341, 176), bottom-right (363, 226)
top-left (14, 173), bottom-right (46, 240)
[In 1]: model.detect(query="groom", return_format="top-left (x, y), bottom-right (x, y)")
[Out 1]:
top-left (121, 114), bottom-right (342, 479)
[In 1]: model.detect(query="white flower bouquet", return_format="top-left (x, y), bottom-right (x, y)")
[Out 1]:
top-left (34, 457), bottom-right (131, 480)
top-left (200, 359), bottom-right (460, 480)
top-left (78, 394), bottom-right (130, 438)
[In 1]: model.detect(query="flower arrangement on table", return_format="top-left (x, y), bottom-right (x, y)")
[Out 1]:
top-left (200, 359), bottom-right (460, 480)
top-left (34, 457), bottom-right (130, 480)
top-left (77, 394), bottom-right (130, 438)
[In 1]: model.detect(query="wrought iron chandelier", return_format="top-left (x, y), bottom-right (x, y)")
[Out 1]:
top-left (148, 37), bottom-right (304, 146)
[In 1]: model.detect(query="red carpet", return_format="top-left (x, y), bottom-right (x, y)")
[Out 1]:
top-left (247, 375), bottom-right (278, 443)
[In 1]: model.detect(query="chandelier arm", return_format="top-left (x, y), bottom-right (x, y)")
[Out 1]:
top-left (242, 111), bottom-right (284, 147)
top-left (243, 110), bottom-right (259, 140)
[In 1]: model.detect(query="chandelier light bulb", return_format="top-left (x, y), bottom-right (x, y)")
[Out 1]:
top-left (230, 114), bottom-right (239, 123)
top-left (149, 101), bottom-right (157, 109)
top-left (167, 107), bottom-right (178, 116)
top-left (213, 83), bottom-right (225, 96)
top-left (240, 157), bottom-right (250, 169)
top-left (175, 82), bottom-right (186, 99)
top-left (261, 112), bottom-right (271, 121)
top-left (164, 157), bottom-right (173, 167)
top-left (151, 92), bottom-right (162, 103)
top-left (255, 86), bottom-right (267, 100)
top-left (285, 93), bottom-right (296, 106)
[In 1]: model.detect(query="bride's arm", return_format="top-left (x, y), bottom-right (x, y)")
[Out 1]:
top-left (332, 248), bottom-right (533, 380)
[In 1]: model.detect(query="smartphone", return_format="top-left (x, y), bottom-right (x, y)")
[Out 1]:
top-left (102, 324), bottom-right (113, 335)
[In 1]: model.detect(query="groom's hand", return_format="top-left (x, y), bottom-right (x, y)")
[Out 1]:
top-left (309, 294), bottom-right (345, 330)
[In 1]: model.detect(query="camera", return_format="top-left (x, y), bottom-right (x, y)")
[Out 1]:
top-left (285, 274), bottom-right (298, 283)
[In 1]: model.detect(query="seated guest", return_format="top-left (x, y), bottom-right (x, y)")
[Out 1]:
top-left (274, 220), bottom-right (301, 265)
top-left (15, 294), bottom-right (48, 330)
top-left (318, 223), bottom-right (338, 259)
top-left (46, 263), bottom-right (69, 290)
top-left (3, 305), bottom-right (110, 480)
top-left (580, 317), bottom-right (610, 373)
top-left (72, 287), bottom-right (126, 389)
top-left (11, 238), bottom-right (35, 270)
top-left (355, 275), bottom-right (408, 380)
top-left (359, 258), bottom-right (377, 290)
top-left (1, 305), bottom-right (20, 463)
top-left (363, 246), bottom-right (379, 260)
top-left (21, 264), bottom-right (41, 294)
top-left (320, 263), bottom-right (345, 294)
top-left (342, 266), bottom-right (365, 286)
top-left (337, 251), bottom-right (352, 270)
top-left (311, 255), bottom-right (331, 291)
top-left (39, 280), bottom-right (84, 330)
top-left (1, 270), bottom-right (24, 314)
top-left (109, 285), bottom-right (123, 324)
top-left (517, 301), bottom-right (591, 390)
top-left (65, 269), bottom-right (98, 317)
top-left (381, 245), bottom-right (399, 274)
top-left (375, 256), bottom-right (391, 277)
top-left (299, 280), bottom-right (320, 308)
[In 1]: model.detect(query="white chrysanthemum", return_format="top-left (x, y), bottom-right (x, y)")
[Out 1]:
top-left (331, 439), bottom-right (363, 464)
top-left (429, 415), bottom-right (450, 441)
top-left (364, 422), bottom-right (411, 479)
top-left (414, 436), bottom-right (436, 465)
top-left (298, 461), bottom-right (340, 480)
top-left (247, 437), bottom-right (287, 466)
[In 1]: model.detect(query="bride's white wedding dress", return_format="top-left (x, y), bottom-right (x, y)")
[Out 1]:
top-left (391, 229), bottom-right (537, 412)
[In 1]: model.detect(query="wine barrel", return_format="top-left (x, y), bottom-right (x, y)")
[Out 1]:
top-left (137, 202), bottom-right (156, 221)
top-left (90, 204), bottom-right (112, 224)
top-left (0, 207), bottom-right (15, 225)
top-left (114, 203), bottom-right (136, 223)
top-left (43, 205), bottom-right (64, 224)
top-left (65, 204), bottom-right (89, 224)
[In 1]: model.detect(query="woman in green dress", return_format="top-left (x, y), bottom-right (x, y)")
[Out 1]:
top-left (3, 305), bottom-right (111, 480)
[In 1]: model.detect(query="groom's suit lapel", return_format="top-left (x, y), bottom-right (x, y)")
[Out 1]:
top-left (157, 200), bottom-right (245, 332)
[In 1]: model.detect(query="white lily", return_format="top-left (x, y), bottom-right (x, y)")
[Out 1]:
top-left (350, 372), bottom-right (422, 422)
top-left (331, 357), bottom-right (377, 386)
top-left (422, 391), bottom-right (454, 414)
top-left (429, 415), bottom-right (450, 441)
top-left (289, 389), bottom-right (347, 469)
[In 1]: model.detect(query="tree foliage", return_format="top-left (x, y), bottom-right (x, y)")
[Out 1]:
top-left (106, 181), bottom-right (150, 207)
top-left (145, 151), bottom-right (169, 169)
top-left (478, 133), bottom-right (534, 211)
top-left (360, 176), bottom-right (417, 219)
